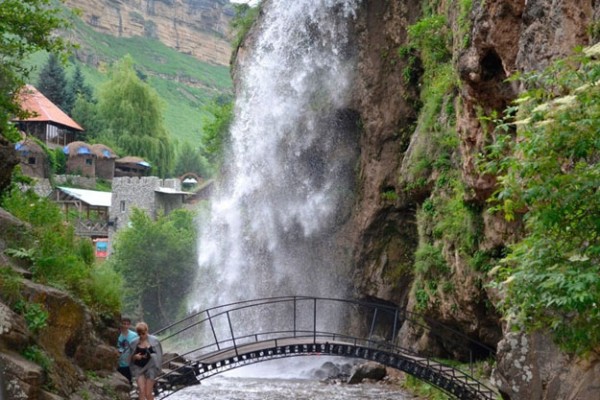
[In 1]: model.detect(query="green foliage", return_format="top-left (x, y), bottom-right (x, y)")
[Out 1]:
top-left (97, 55), bottom-right (174, 177)
top-left (48, 147), bottom-right (67, 174)
top-left (65, 63), bottom-right (94, 114)
top-left (112, 208), bottom-right (198, 329)
top-left (0, 266), bottom-right (23, 305)
top-left (200, 99), bottom-right (234, 173)
top-left (485, 49), bottom-right (600, 354)
top-left (0, 188), bottom-right (121, 316)
top-left (407, 15), bottom-right (451, 72)
top-left (22, 345), bottom-right (53, 372)
top-left (0, 0), bottom-right (70, 138)
top-left (86, 263), bottom-right (123, 318)
top-left (38, 53), bottom-right (69, 111)
top-left (57, 15), bottom-right (232, 145)
top-left (174, 142), bottom-right (210, 178)
top-left (401, 375), bottom-right (450, 399)
top-left (381, 189), bottom-right (399, 202)
top-left (231, 4), bottom-right (261, 49)
top-left (414, 244), bottom-right (449, 279)
top-left (15, 300), bottom-right (49, 334)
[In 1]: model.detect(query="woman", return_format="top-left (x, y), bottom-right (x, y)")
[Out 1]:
top-left (128, 322), bottom-right (163, 400)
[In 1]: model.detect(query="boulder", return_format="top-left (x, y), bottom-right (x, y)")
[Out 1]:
top-left (347, 361), bottom-right (387, 384)
top-left (0, 302), bottom-right (30, 351)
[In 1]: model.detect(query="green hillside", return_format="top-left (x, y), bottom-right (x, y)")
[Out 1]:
top-left (29, 8), bottom-right (233, 145)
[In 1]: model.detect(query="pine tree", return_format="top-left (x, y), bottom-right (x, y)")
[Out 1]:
top-left (37, 53), bottom-right (69, 111)
top-left (65, 64), bottom-right (93, 114)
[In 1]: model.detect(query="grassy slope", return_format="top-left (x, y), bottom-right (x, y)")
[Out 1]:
top-left (29, 9), bottom-right (233, 146)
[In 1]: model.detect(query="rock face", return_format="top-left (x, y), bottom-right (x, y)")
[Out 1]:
top-left (65, 0), bottom-right (233, 65)
top-left (493, 330), bottom-right (600, 400)
top-left (338, 0), bottom-right (600, 399)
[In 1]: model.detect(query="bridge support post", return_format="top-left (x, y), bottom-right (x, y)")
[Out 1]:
top-left (206, 309), bottom-right (220, 350)
top-left (313, 298), bottom-right (317, 344)
top-left (226, 311), bottom-right (238, 357)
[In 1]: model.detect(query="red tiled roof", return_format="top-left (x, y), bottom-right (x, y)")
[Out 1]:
top-left (13, 85), bottom-right (84, 131)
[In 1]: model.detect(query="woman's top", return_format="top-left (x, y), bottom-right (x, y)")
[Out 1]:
top-left (133, 345), bottom-right (154, 367)
top-left (128, 334), bottom-right (163, 378)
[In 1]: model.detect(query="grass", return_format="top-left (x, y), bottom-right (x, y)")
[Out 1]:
top-left (26, 7), bottom-right (233, 145)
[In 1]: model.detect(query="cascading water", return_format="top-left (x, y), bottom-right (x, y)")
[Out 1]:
top-left (190, 0), bottom-right (362, 320)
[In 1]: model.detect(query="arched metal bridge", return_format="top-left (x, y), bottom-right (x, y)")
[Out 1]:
top-left (146, 296), bottom-right (498, 400)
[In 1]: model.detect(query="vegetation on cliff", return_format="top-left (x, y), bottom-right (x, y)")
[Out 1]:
top-left (1, 188), bottom-right (122, 316)
top-left (485, 47), bottom-right (600, 354)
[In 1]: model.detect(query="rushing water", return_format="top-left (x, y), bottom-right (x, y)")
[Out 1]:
top-left (190, 0), bottom-right (362, 312)
top-left (170, 358), bottom-right (412, 400)
top-left (179, 0), bottom-right (392, 396)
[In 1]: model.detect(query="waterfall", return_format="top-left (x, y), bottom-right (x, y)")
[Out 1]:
top-left (190, 0), bottom-right (361, 312)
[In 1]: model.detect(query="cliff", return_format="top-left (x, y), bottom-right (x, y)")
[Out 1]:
top-left (65, 0), bottom-right (233, 66)
top-left (342, 1), bottom-right (600, 399)
top-left (235, 0), bottom-right (600, 399)
top-left (0, 209), bottom-right (128, 400)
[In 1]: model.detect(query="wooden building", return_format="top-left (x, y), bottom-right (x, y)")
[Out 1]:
top-left (12, 85), bottom-right (84, 149)
top-left (114, 156), bottom-right (151, 178)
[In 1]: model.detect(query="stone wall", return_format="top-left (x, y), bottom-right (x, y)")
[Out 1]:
top-left (108, 176), bottom-right (182, 253)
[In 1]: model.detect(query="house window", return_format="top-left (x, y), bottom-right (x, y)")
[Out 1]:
top-left (85, 158), bottom-right (93, 165)
top-left (28, 157), bottom-right (36, 165)
top-left (120, 201), bottom-right (126, 212)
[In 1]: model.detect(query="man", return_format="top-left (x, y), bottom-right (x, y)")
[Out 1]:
top-left (117, 317), bottom-right (138, 384)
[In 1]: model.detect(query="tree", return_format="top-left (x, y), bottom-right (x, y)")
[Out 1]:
top-left (97, 55), bottom-right (174, 177)
top-left (173, 142), bottom-right (210, 178)
top-left (111, 208), bottom-right (198, 329)
top-left (38, 53), bottom-right (69, 112)
top-left (64, 64), bottom-right (93, 114)
top-left (0, 0), bottom-right (69, 139)
top-left (200, 99), bottom-right (233, 174)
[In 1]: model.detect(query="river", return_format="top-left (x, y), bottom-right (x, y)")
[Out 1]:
top-left (169, 358), bottom-right (413, 400)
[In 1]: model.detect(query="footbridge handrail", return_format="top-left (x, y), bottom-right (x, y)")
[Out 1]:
top-left (147, 296), bottom-right (497, 400)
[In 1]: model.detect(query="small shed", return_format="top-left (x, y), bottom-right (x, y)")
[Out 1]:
top-left (15, 138), bottom-right (50, 179)
top-left (53, 186), bottom-right (112, 237)
top-left (154, 186), bottom-right (192, 215)
top-left (12, 85), bottom-right (84, 148)
top-left (64, 141), bottom-right (96, 178)
top-left (91, 143), bottom-right (117, 180)
top-left (114, 156), bottom-right (151, 178)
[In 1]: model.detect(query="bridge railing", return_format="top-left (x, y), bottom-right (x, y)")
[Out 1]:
top-left (154, 296), bottom-right (494, 369)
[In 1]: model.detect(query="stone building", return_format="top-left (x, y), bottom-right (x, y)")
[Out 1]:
top-left (64, 141), bottom-right (96, 178)
top-left (108, 176), bottom-right (190, 254)
top-left (90, 144), bottom-right (117, 180)
top-left (15, 138), bottom-right (50, 179)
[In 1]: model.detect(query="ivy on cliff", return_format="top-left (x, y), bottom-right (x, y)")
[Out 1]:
top-left (486, 47), bottom-right (600, 354)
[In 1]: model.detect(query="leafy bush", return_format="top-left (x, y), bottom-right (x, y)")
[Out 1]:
top-left (0, 266), bottom-right (23, 305)
top-left (15, 300), bottom-right (49, 333)
top-left (22, 345), bottom-right (53, 372)
top-left (0, 188), bottom-right (122, 316)
top-left (486, 48), bottom-right (600, 353)
top-left (231, 4), bottom-right (260, 48)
